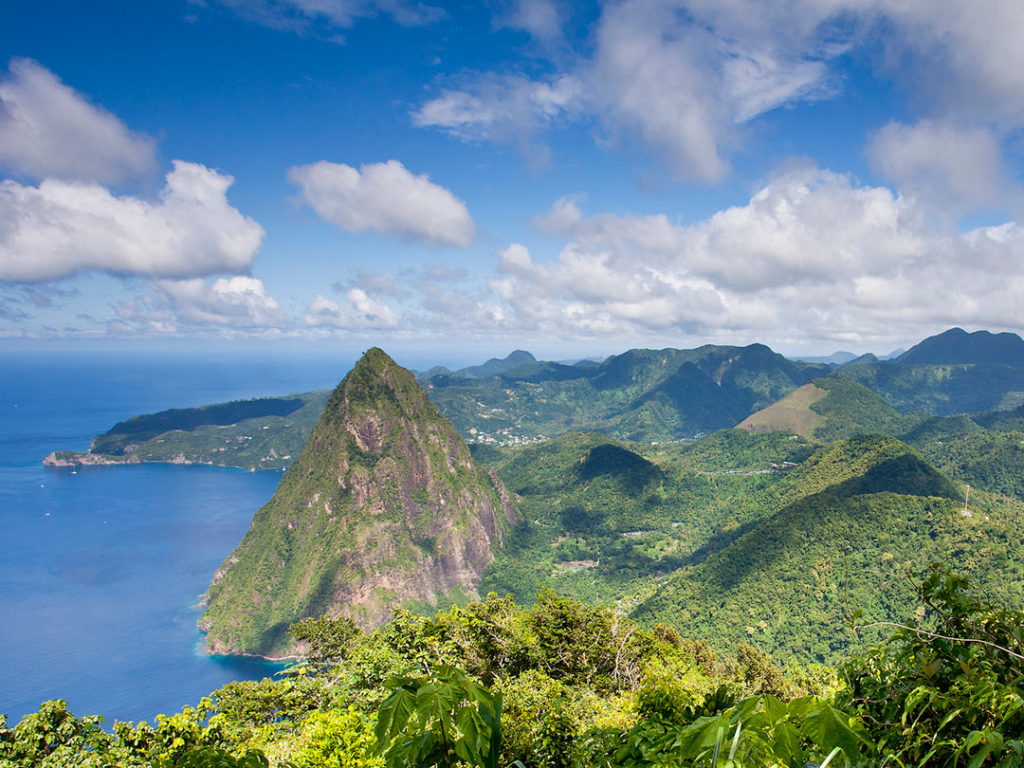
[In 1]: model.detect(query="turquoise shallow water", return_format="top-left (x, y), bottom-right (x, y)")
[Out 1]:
top-left (0, 350), bottom-right (351, 725)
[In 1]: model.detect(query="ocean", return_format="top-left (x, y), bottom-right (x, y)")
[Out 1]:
top-left (0, 349), bottom-right (354, 726)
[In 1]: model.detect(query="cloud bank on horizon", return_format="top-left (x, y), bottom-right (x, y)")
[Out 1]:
top-left (2, 0), bottom-right (1024, 354)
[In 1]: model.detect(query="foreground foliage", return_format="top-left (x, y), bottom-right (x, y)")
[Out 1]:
top-left (3, 570), bottom-right (1022, 768)
top-left (843, 567), bottom-right (1024, 768)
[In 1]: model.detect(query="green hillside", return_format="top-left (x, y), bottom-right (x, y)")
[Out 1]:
top-left (835, 360), bottom-right (1024, 414)
top-left (769, 434), bottom-right (958, 504)
top-left (426, 343), bottom-right (829, 444)
top-left (912, 430), bottom-right (1024, 501)
top-left (650, 428), bottom-right (815, 472)
top-left (478, 431), bottom-right (801, 605)
top-left (735, 382), bottom-right (827, 438)
top-left (629, 436), bottom-right (1024, 664)
top-left (472, 431), bottom-right (1024, 667)
top-left (975, 402), bottom-right (1024, 431)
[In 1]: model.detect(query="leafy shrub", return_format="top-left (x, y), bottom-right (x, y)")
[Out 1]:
top-left (843, 566), bottom-right (1024, 768)
top-left (291, 708), bottom-right (380, 768)
top-left (0, 700), bottom-right (112, 768)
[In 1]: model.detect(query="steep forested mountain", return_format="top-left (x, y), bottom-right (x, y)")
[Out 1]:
top-left (200, 349), bottom-right (516, 657)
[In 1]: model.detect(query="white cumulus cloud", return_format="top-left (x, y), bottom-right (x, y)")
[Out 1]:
top-left (0, 58), bottom-right (156, 184)
top-left (865, 119), bottom-right (1019, 213)
top-left (116, 276), bottom-right (285, 333)
top-left (302, 288), bottom-right (399, 328)
top-left (288, 159), bottom-right (475, 248)
top-left (0, 161), bottom-right (265, 282)
top-left (453, 167), bottom-right (1024, 346)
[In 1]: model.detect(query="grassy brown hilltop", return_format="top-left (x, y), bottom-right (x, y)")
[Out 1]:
top-left (200, 348), bottom-right (516, 657)
top-left (736, 377), bottom-right (920, 442)
top-left (736, 381), bottom-right (828, 438)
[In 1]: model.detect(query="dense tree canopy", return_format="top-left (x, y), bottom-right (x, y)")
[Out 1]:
top-left (5, 571), bottom-right (1022, 767)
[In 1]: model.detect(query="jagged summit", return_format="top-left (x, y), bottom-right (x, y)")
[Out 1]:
top-left (200, 348), bottom-right (516, 657)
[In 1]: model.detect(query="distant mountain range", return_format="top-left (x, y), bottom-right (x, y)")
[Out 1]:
top-left (46, 328), bottom-right (1024, 470)
top-left (417, 349), bottom-right (540, 380)
top-left (791, 351), bottom-right (859, 365)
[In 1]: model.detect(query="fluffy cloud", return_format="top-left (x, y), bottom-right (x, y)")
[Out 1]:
top-left (156, 277), bottom-right (284, 327)
top-left (0, 58), bottom-right (156, 184)
top-left (115, 276), bottom-right (285, 333)
top-left (872, 0), bottom-right (1024, 126)
top-left (585, 0), bottom-right (831, 182)
top-left (865, 120), bottom-right (1019, 213)
top-left (459, 167), bottom-right (1024, 345)
top-left (303, 289), bottom-right (399, 328)
top-left (0, 161), bottom-right (264, 282)
top-left (288, 159), bottom-right (475, 247)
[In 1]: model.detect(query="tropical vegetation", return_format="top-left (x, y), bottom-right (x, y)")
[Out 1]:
top-left (4, 569), bottom-right (1022, 767)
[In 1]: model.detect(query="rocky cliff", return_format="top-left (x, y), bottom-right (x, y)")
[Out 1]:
top-left (200, 348), bottom-right (516, 657)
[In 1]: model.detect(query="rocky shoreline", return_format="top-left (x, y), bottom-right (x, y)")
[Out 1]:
top-left (43, 450), bottom-right (140, 467)
top-left (41, 449), bottom-right (275, 471)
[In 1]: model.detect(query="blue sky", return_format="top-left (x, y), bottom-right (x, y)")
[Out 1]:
top-left (2, 0), bottom-right (1024, 363)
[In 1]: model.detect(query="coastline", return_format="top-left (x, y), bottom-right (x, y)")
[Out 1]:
top-left (201, 630), bottom-right (303, 663)
top-left (43, 450), bottom-right (287, 473)
top-left (43, 450), bottom-right (140, 467)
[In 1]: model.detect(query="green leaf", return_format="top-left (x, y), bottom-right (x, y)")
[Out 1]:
top-left (772, 722), bottom-right (804, 767)
top-left (801, 705), bottom-right (871, 760)
top-left (375, 688), bottom-right (416, 753)
top-left (762, 695), bottom-right (788, 726)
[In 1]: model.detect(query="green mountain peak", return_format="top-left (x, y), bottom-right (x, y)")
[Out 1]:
top-left (199, 348), bottom-right (517, 657)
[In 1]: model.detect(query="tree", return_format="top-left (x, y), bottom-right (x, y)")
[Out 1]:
top-left (374, 663), bottom-right (503, 768)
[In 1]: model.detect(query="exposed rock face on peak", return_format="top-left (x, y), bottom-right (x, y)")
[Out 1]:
top-left (200, 348), bottom-right (516, 657)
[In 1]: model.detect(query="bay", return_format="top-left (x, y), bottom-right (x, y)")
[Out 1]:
top-left (0, 349), bottom-right (352, 725)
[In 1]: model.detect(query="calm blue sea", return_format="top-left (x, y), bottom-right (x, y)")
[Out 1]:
top-left (0, 349), bottom-right (354, 726)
